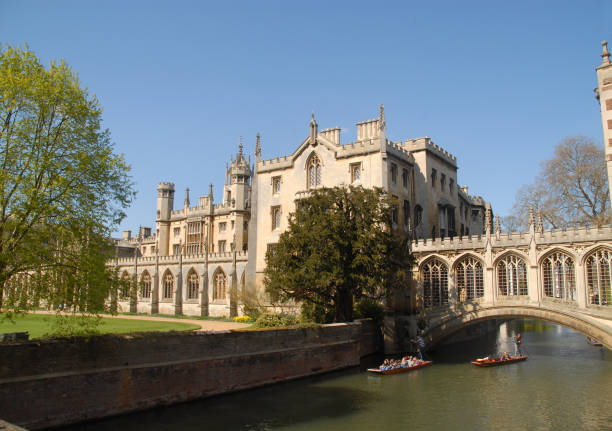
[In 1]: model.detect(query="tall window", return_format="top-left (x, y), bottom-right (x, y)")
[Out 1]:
top-left (219, 222), bottom-right (227, 232)
top-left (403, 200), bottom-right (410, 227)
top-left (422, 259), bottom-right (449, 308)
top-left (173, 227), bottom-right (180, 238)
top-left (497, 255), bottom-right (528, 296)
top-left (414, 205), bottom-right (423, 227)
top-left (455, 256), bottom-right (484, 301)
top-left (350, 163), bottom-right (361, 183)
top-left (440, 173), bottom-right (446, 192)
top-left (449, 178), bottom-right (454, 194)
top-left (391, 198), bottom-right (398, 225)
top-left (187, 270), bottom-right (199, 300)
top-left (120, 271), bottom-right (131, 298)
top-left (272, 206), bottom-right (281, 230)
top-left (186, 221), bottom-right (202, 255)
top-left (585, 249), bottom-right (611, 306)
top-left (431, 169), bottom-right (437, 188)
top-left (213, 268), bottom-right (227, 301)
top-left (542, 251), bottom-right (575, 301)
top-left (218, 240), bottom-right (226, 253)
top-left (390, 163), bottom-right (397, 184)
top-left (272, 176), bottom-right (281, 194)
top-left (140, 271), bottom-right (151, 299)
top-left (163, 270), bottom-right (174, 299)
top-left (307, 153), bottom-right (321, 189)
top-left (402, 168), bottom-right (408, 188)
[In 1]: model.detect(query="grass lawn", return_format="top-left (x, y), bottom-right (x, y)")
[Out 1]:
top-left (0, 313), bottom-right (200, 339)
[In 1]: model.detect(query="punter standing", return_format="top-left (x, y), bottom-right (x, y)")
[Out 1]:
top-left (514, 332), bottom-right (522, 356)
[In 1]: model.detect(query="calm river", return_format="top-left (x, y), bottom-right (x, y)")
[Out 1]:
top-left (61, 320), bottom-right (611, 431)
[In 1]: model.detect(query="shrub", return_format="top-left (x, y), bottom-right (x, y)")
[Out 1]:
top-left (354, 298), bottom-right (384, 324)
top-left (253, 313), bottom-right (298, 328)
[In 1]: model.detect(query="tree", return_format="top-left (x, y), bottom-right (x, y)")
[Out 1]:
top-left (507, 136), bottom-right (610, 230)
top-left (0, 45), bottom-right (134, 314)
top-left (264, 185), bottom-right (413, 323)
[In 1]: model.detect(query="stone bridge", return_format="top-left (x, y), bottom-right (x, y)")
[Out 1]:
top-left (404, 219), bottom-right (612, 350)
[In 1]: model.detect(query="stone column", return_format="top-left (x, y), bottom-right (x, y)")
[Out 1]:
top-left (130, 250), bottom-right (138, 313)
top-left (199, 239), bottom-right (209, 317)
top-left (229, 250), bottom-right (238, 317)
top-left (574, 250), bottom-right (587, 309)
top-left (151, 249), bottom-right (159, 314)
top-left (174, 245), bottom-right (183, 315)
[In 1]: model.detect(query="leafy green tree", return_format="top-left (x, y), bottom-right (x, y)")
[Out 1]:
top-left (0, 45), bottom-right (134, 314)
top-left (507, 136), bottom-right (610, 230)
top-left (264, 185), bottom-right (413, 323)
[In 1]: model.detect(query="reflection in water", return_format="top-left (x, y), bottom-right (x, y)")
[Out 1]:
top-left (61, 320), bottom-right (611, 431)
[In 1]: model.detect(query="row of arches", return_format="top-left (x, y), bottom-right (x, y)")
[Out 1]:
top-left (420, 248), bottom-right (612, 309)
top-left (120, 267), bottom-right (242, 302)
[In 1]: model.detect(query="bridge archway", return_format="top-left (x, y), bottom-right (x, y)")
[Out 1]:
top-left (424, 306), bottom-right (612, 350)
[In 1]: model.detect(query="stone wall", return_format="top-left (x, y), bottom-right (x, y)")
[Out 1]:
top-left (0, 319), bottom-right (380, 430)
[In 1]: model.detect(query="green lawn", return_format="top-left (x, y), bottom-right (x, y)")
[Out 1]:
top-left (0, 313), bottom-right (200, 339)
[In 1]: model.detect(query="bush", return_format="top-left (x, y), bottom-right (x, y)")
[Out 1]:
top-left (354, 298), bottom-right (383, 324)
top-left (300, 302), bottom-right (334, 324)
top-left (253, 313), bottom-right (298, 328)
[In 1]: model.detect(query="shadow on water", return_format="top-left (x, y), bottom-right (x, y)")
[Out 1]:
top-left (57, 368), bottom-right (375, 431)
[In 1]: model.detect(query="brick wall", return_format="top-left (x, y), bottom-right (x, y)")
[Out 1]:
top-left (0, 319), bottom-right (380, 429)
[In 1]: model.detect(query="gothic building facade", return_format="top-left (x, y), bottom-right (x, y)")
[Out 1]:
top-left (113, 106), bottom-right (489, 316)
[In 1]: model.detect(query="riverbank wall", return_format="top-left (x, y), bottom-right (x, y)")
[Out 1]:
top-left (0, 319), bottom-right (380, 429)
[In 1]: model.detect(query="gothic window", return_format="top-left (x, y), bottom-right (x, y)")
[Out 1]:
top-left (120, 271), bottom-right (131, 299)
top-left (449, 178), bottom-right (454, 194)
top-left (350, 163), bottom-right (361, 183)
top-left (173, 227), bottom-right (180, 238)
top-left (186, 221), bottom-right (203, 255)
top-left (140, 271), bottom-right (151, 299)
top-left (431, 169), bottom-right (437, 188)
top-left (272, 176), bottom-right (281, 194)
top-left (173, 244), bottom-right (181, 255)
top-left (390, 163), bottom-right (397, 184)
top-left (391, 197), bottom-right (398, 225)
top-left (187, 269), bottom-right (199, 300)
top-left (307, 153), bottom-right (321, 189)
top-left (163, 270), bottom-right (174, 299)
top-left (455, 256), bottom-right (484, 301)
top-left (542, 251), bottom-right (575, 301)
top-left (219, 222), bottom-right (227, 232)
top-left (403, 200), bottom-right (410, 227)
top-left (213, 268), bottom-right (227, 301)
top-left (585, 249), bottom-right (611, 306)
top-left (402, 168), bottom-right (408, 189)
top-left (422, 259), bottom-right (449, 308)
top-left (218, 240), bottom-right (226, 253)
top-left (497, 255), bottom-right (528, 296)
top-left (272, 206), bottom-right (281, 230)
top-left (440, 174), bottom-right (446, 192)
top-left (414, 205), bottom-right (423, 227)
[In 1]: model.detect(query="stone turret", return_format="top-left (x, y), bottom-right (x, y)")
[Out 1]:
top-left (596, 41), bottom-right (612, 209)
top-left (156, 182), bottom-right (175, 256)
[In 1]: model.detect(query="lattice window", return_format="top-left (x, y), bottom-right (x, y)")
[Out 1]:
top-left (542, 252), bottom-right (575, 301)
top-left (163, 271), bottom-right (174, 299)
top-left (187, 270), bottom-right (199, 300)
top-left (350, 163), bottom-right (361, 183)
top-left (455, 256), bottom-right (484, 301)
top-left (586, 249), bottom-right (612, 306)
top-left (140, 271), bottom-right (151, 298)
top-left (272, 206), bottom-right (281, 230)
top-left (422, 259), bottom-right (449, 308)
top-left (186, 222), bottom-right (203, 255)
top-left (272, 176), bottom-right (281, 194)
top-left (497, 255), bottom-right (528, 296)
top-left (307, 153), bottom-right (321, 189)
top-left (213, 269), bottom-right (227, 301)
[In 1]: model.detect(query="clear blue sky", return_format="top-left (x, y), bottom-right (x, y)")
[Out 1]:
top-left (2, 1), bottom-right (610, 235)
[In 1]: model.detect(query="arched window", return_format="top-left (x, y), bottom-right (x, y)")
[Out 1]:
top-left (120, 271), bottom-right (131, 299)
top-left (140, 271), bottom-right (151, 299)
top-left (421, 259), bottom-right (448, 308)
top-left (187, 269), bottom-right (199, 300)
top-left (455, 256), bottom-right (484, 301)
top-left (542, 251), bottom-right (575, 301)
top-left (306, 153), bottom-right (321, 189)
top-left (585, 249), bottom-right (611, 306)
top-left (163, 270), bottom-right (174, 299)
top-left (213, 268), bottom-right (227, 301)
top-left (497, 255), bottom-right (528, 296)
top-left (414, 205), bottom-right (423, 227)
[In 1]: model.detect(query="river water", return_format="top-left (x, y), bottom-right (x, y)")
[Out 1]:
top-left (62, 320), bottom-right (611, 431)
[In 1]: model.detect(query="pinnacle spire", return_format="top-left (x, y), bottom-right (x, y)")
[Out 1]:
top-left (379, 103), bottom-right (386, 130)
top-left (602, 41), bottom-right (611, 65)
top-left (255, 132), bottom-right (261, 157)
top-left (239, 136), bottom-right (243, 156)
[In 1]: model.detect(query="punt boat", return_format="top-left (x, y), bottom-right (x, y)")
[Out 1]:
top-left (471, 355), bottom-right (528, 367)
top-left (367, 360), bottom-right (433, 375)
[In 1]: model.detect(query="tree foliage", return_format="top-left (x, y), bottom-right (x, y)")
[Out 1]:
top-left (0, 45), bottom-right (134, 314)
top-left (507, 136), bottom-right (610, 230)
top-left (264, 185), bottom-right (413, 323)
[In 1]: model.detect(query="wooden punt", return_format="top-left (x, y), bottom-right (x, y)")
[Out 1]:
top-left (367, 360), bottom-right (433, 375)
top-left (471, 355), bottom-right (528, 367)
top-left (587, 337), bottom-right (603, 346)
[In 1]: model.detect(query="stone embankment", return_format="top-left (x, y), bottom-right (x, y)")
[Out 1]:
top-left (0, 319), bottom-right (380, 429)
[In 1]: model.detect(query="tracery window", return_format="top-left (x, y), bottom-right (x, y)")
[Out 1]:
top-left (307, 153), bottom-right (322, 189)
top-left (140, 271), bottom-right (151, 299)
top-left (497, 255), bottom-right (528, 296)
top-left (120, 271), bottom-right (131, 299)
top-left (455, 256), bottom-right (484, 301)
top-left (585, 249), bottom-right (611, 306)
top-left (422, 259), bottom-right (449, 308)
top-left (213, 268), bottom-right (227, 301)
top-left (542, 251), bottom-right (575, 301)
top-left (187, 269), bottom-right (199, 300)
top-left (163, 270), bottom-right (174, 299)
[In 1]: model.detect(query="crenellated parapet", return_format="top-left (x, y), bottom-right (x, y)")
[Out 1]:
top-left (403, 137), bottom-right (457, 167)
